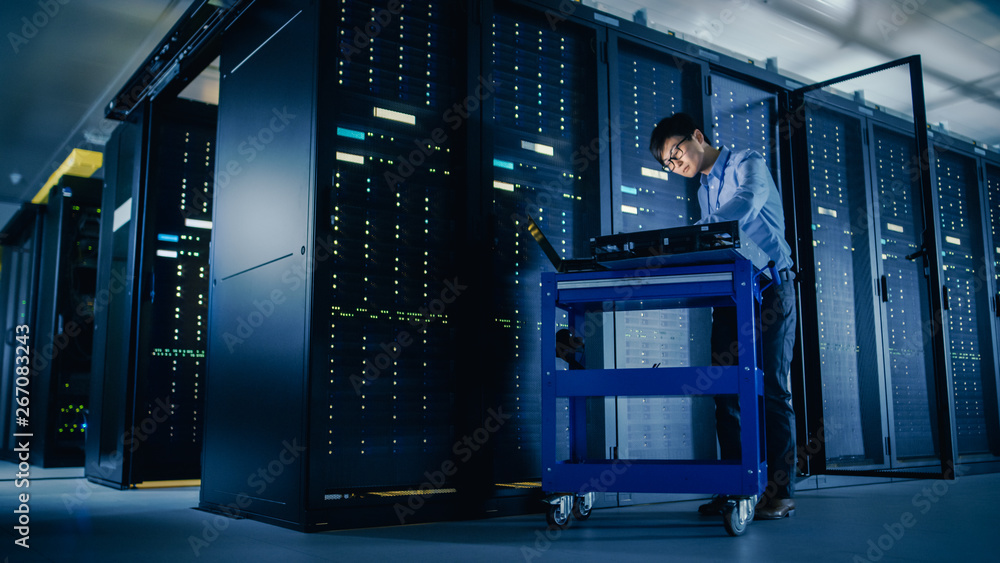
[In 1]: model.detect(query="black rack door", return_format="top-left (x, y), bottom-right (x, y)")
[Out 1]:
top-left (790, 57), bottom-right (954, 478)
top-left (799, 104), bottom-right (889, 471)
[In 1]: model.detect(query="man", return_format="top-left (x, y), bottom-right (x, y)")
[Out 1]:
top-left (648, 113), bottom-right (798, 520)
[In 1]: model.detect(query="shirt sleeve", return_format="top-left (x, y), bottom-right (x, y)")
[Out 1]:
top-left (695, 152), bottom-right (771, 226)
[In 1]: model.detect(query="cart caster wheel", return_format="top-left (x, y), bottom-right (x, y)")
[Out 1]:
top-left (722, 498), bottom-right (752, 537)
top-left (546, 502), bottom-right (570, 529)
top-left (572, 494), bottom-right (593, 521)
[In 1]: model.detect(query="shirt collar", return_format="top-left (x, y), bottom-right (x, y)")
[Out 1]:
top-left (700, 145), bottom-right (731, 188)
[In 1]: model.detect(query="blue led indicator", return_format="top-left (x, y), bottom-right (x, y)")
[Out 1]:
top-left (493, 159), bottom-right (514, 170)
top-left (337, 127), bottom-right (366, 140)
top-left (620, 185), bottom-right (638, 195)
top-left (158, 234), bottom-right (180, 242)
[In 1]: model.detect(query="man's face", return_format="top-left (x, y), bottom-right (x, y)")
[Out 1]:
top-left (659, 131), bottom-right (702, 178)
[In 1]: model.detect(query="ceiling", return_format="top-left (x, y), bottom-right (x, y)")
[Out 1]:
top-left (593, 0), bottom-right (1000, 142)
top-left (1, 0), bottom-right (998, 222)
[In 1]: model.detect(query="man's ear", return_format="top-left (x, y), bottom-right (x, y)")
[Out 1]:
top-left (693, 128), bottom-right (706, 145)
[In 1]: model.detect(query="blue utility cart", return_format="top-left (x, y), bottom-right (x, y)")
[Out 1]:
top-left (540, 256), bottom-right (774, 536)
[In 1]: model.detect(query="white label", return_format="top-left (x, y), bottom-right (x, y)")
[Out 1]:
top-left (374, 107), bottom-right (415, 125)
top-left (640, 167), bottom-right (670, 181)
top-left (185, 219), bottom-right (213, 230)
top-left (113, 198), bottom-right (132, 233)
top-left (593, 13), bottom-right (619, 26)
top-left (336, 152), bottom-right (364, 164)
top-left (521, 140), bottom-right (554, 156)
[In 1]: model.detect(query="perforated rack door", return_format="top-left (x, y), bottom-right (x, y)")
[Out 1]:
top-left (935, 147), bottom-right (997, 457)
top-left (607, 33), bottom-right (715, 477)
top-left (315, 0), bottom-right (463, 491)
top-left (487, 4), bottom-right (601, 482)
top-left (789, 56), bottom-right (956, 478)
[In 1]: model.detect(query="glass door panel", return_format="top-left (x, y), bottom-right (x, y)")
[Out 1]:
top-left (805, 104), bottom-right (886, 468)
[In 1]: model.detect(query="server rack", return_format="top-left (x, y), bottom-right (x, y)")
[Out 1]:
top-left (984, 156), bottom-right (1000, 464)
top-left (930, 134), bottom-right (1000, 467)
top-left (482, 0), bottom-right (604, 502)
top-left (190, 0), bottom-right (1000, 533)
top-left (201, 0), bottom-right (479, 530)
top-left (605, 30), bottom-right (714, 507)
top-left (29, 178), bottom-right (102, 467)
top-left (86, 97), bottom-right (215, 487)
top-left (0, 204), bottom-right (45, 462)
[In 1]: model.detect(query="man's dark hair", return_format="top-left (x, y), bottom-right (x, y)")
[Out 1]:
top-left (649, 112), bottom-right (700, 163)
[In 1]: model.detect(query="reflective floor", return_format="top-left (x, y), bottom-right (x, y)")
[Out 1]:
top-left (0, 461), bottom-right (995, 562)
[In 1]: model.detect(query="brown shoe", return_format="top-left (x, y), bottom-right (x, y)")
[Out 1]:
top-left (754, 498), bottom-right (796, 520)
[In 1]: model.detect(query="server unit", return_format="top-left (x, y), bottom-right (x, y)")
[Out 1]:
top-left (86, 97), bottom-right (215, 487)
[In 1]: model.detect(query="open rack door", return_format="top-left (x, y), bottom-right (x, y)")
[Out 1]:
top-left (785, 56), bottom-right (957, 479)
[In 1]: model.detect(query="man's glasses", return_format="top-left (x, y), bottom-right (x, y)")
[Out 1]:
top-left (661, 135), bottom-right (691, 172)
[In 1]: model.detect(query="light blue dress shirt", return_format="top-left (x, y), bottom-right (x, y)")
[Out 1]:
top-left (695, 146), bottom-right (793, 271)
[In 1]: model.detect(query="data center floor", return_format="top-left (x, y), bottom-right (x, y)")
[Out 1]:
top-left (1, 461), bottom-right (995, 562)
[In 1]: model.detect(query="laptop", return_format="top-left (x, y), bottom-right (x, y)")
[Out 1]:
top-left (524, 213), bottom-right (600, 273)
